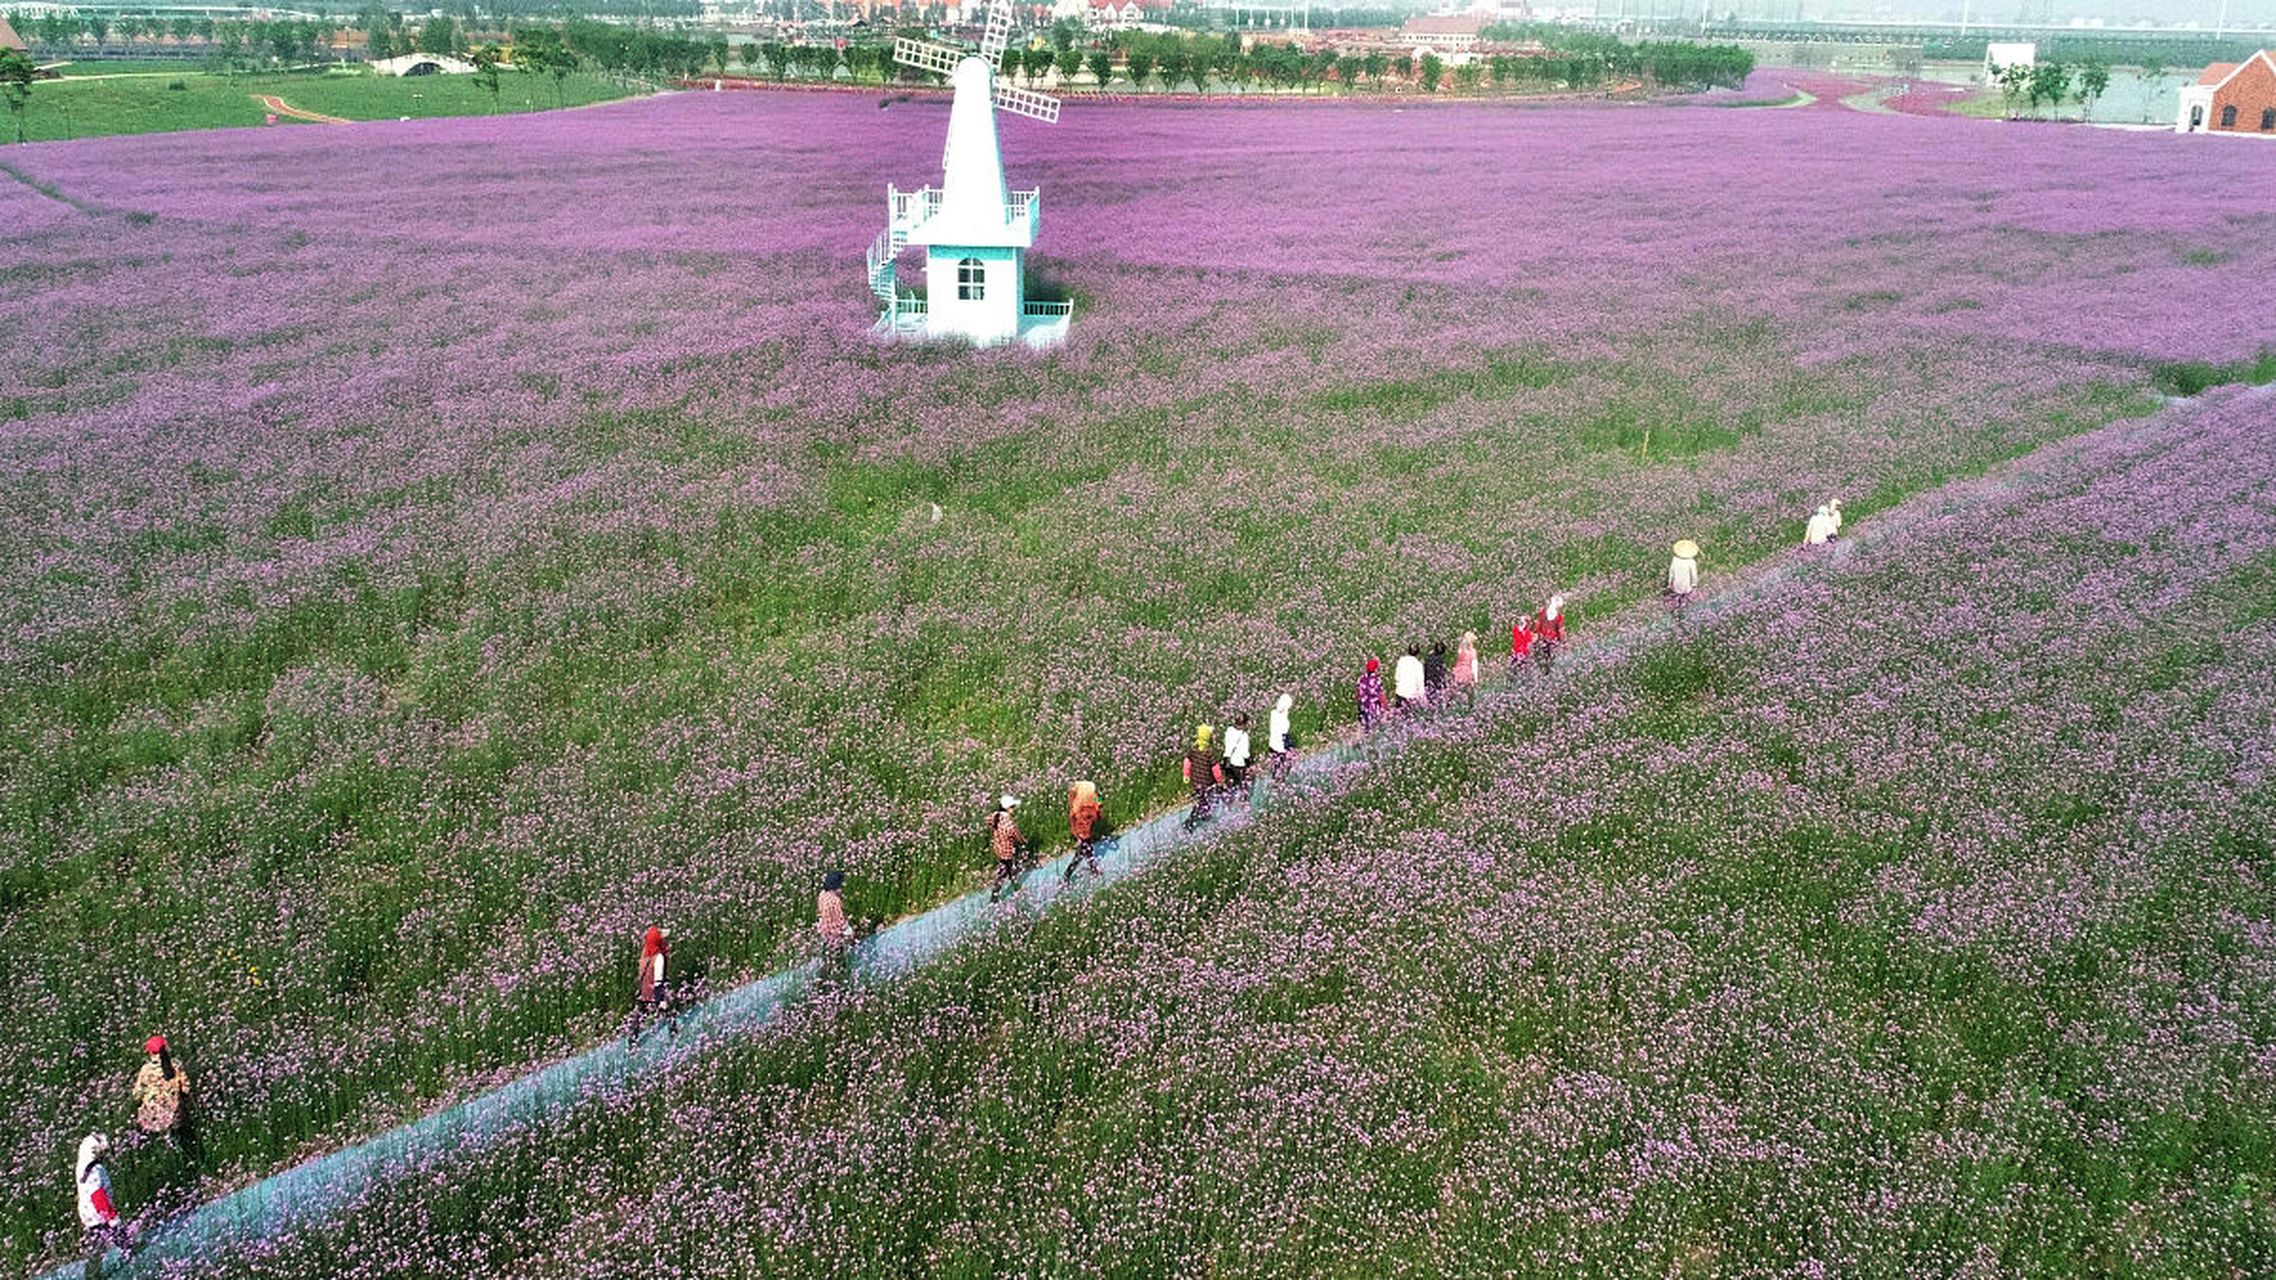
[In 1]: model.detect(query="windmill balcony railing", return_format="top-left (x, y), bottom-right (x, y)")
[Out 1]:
top-left (888, 185), bottom-right (1042, 238)
top-left (1021, 300), bottom-right (1073, 318)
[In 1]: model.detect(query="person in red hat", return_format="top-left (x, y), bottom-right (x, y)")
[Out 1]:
top-left (629, 926), bottom-right (672, 1042)
top-left (1355, 657), bottom-right (1387, 734)
top-left (133, 1036), bottom-right (193, 1152)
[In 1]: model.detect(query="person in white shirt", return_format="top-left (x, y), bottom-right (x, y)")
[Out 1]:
top-left (1804, 504), bottom-right (1835, 547)
top-left (1827, 498), bottom-right (1843, 537)
top-left (1221, 713), bottom-right (1254, 803)
top-left (1268, 693), bottom-right (1294, 778)
top-left (1667, 540), bottom-right (1700, 611)
top-left (1393, 645), bottom-right (1426, 713)
top-left (77, 1132), bottom-right (124, 1264)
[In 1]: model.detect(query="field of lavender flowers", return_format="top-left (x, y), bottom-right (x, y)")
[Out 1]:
top-left (94, 383), bottom-right (2276, 1278)
top-left (2, 88), bottom-right (2273, 1270)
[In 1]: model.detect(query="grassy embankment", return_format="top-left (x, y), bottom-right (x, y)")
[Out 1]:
top-left (6, 68), bottom-right (639, 142)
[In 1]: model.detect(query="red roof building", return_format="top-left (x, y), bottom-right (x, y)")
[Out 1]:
top-left (0, 15), bottom-right (27, 52)
top-left (2176, 50), bottom-right (2276, 135)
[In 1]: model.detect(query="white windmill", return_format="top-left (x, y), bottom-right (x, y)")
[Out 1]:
top-left (865, 2), bottom-right (1071, 348)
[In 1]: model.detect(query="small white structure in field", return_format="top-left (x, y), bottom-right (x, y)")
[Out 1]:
top-left (866, 0), bottom-right (1071, 348)
top-left (1983, 42), bottom-right (2034, 82)
top-left (371, 53), bottom-right (478, 76)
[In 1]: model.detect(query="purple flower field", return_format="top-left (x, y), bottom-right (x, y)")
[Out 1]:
top-left (2, 90), bottom-right (2273, 1270)
top-left (125, 383), bottom-right (2276, 1278)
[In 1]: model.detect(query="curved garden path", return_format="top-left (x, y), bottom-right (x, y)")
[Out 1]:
top-left (249, 94), bottom-right (351, 125)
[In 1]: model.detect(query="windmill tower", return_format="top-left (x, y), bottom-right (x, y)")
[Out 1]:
top-left (866, 3), bottom-right (1070, 348)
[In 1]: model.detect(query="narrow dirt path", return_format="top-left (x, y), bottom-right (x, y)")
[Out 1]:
top-left (35, 383), bottom-right (2257, 1280)
top-left (250, 93), bottom-right (350, 125)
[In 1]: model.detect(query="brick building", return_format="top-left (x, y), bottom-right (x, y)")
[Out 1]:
top-left (2176, 50), bottom-right (2276, 135)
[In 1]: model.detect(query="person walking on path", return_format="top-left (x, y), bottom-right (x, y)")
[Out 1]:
top-left (987, 795), bottom-right (1028, 902)
top-left (817, 871), bottom-right (856, 950)
top-left (629, 926), bottom-right (672, 1042)
top-left (1804, 504), bottom-right (1835, 547)
top-left (1532, 595), bottom-right (1567, 670)
top-left (1424, 641), bottom-right (1450, 705)
top-left (1268, 693), bottom-right (1295, 780)
top-left (1356, 659), bottom-right (1387, 735)
top-left (1221, 713), bottom-right (1254, 805)
top-left (1394, 645), bottom-right (1427, 715)
top-left (1509, 616), bottom-right (1533, 676)
top-left (1182, 726), bottom-right (1224, 831)
top-left (1667, 540), bottom-right (1700, 612)
top-left (76, 1133), bottom-right (124, 1278)
top-left (1064, 780), bottom-right (1104, 883)
top-left (131, 1035), bottom-right (198, 1179)
top-left (1453, 631), bottom-right (1480, 707)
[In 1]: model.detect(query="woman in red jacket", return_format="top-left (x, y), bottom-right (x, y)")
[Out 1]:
top-left (629, 925), bottom-right (671, 1042)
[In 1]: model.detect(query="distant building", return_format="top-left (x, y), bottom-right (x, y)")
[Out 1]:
top-left (2176, 51), bottom-right (2276, 135)
top-left (0, 15), bottom-right (26, 52)
top-left (1402, 13), bottom-right (1487, 52)
top-left (1982, 41), bottom-right (2033, 81)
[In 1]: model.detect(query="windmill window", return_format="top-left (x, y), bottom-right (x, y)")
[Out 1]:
top-left (2219, 104), bottom-right (2237, 128)
top-left (957, 258), bottom-right (986, 301)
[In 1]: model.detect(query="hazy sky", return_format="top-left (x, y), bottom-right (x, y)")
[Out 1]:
top-left (1797, 0), bottom-right (2276, 26)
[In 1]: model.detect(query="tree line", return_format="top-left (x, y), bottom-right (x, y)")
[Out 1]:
top-left (1990, 57), bottom-right (2116, 121)
top-left (1479, 24), bottom-right (1753, 92)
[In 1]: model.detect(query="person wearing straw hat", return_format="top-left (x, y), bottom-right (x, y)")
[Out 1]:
top-left (987, 795), bottom-right (1028, 902)
top-left (1667, 540), bottom-right (1701, 611)
top-left (1064, 780), bottom-right (1105, 882)
top-left (1804, 504), bottom-right (1836, 547)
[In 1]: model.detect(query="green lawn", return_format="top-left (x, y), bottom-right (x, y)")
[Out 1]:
top-left (48, 59), bottom-right (220, 78)
top-left (5, 69), bottom-right (639, 142)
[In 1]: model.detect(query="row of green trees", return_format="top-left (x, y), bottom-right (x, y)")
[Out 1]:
top-left (1990, 56), bottom-right (2114, 121)
top-left (1480, 23), bottom-right (1753, 91)
top-left (684, 25), bottom-right (1748, 97)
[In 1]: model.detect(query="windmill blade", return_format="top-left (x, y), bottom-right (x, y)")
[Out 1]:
top-left (993, 82), bottom-right (1060, 123)
top-left (978, 0), bottom-right (1013, 67)
top-left (894, 37), bottom-right (964, 78)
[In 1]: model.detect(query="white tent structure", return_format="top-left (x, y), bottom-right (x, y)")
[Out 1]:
top-left (371, 53), bottom-right (477, 76)
top-left (865, 2), bottom-right (1070, 348)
